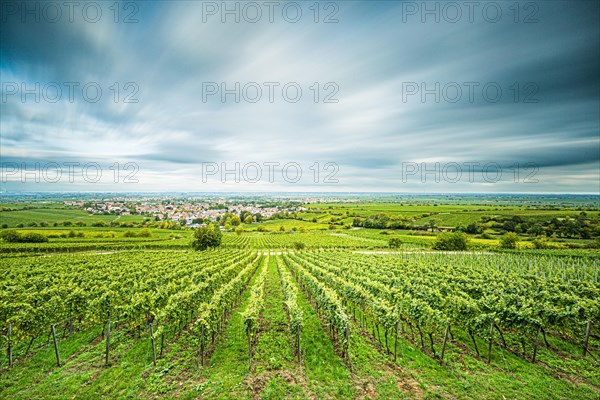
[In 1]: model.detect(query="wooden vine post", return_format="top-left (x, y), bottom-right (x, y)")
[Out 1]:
top-left (394, 320), bottom-right (399, 362)
top-left (199, 324), bottom-right (205, 366)
top-left (344, 325), bottom-right (350, 361)
top-left (150, 323), bottom-right (157, 367)
top-left (247, 324), bottom-right (252, 369)
top-left (582, 320), bottom-right (591, 357)
top-left (105, 318), bottom-right (111, 365)
top-left (69, 306), bottom-right (74, 335)
top-left (296, 326), bottom-right (301, 364)
top-left (7, 322), bottom-right (13, 367)
top-left (51, 324), bottom-right (61, 366)
top-left (441, 323), bottom-right (451, 362)
top-left (487, 321), bottom-right (495, 364)
top-left (468, 329), bottom-right (480, 357)
top-left (532, 326), bottom-right (542, 362)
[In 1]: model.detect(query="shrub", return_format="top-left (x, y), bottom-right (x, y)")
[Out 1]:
top-left (388, 237), bottom-right (402, 248)
top-left (191, 224), bottom-right (222, 251)
top-left (21, 232), bottom-right (49, 243)
top-left (0, 230), bottom-right (48, 243)
top-left (0, 230), bottom-right (21, 242)
top-left (532, 235), bottom-right (548, 249)
top-left (292, 241), bottom-right (306, 250)
top-left (432, 232), bottom-right (469, 251)
top-left (138, 229), bottom-right (152, 238)
top-left (500, 232), bottom-right (520, 249)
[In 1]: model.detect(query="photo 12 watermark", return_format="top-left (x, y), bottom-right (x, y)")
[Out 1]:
top-left (1, 81), bottom-right (140, 104)
top-left (401, 162), bottom-right (539, 184)
top-left (1, 162), bottom-right (140, 184)
top-left (201, 162), bottom-right (340, 184)
top-left (401, 81), bottom-right (539, 104)
top-left (1, 1), bottom-right (140, 24)
top-left (400, 1), bottom-right (540, 24)
top-left (200, 1), bottom-right (340, 24)
top-left (201, 82), bottom-right (339, 103)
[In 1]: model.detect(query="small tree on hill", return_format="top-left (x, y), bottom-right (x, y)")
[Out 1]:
top-left (500, 232), bottom-right (520, 249)
top-left (292, 241), bottom-right (306, 250)
top-left (432, 232), bottom-right (469, 251)
top-left (191, 224), bottom-right (222, 251)
top-left (388, 238), bottom-right (402, 248)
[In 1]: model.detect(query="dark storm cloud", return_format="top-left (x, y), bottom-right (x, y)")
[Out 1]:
top-left (1, 0), bottom-right (598, 191)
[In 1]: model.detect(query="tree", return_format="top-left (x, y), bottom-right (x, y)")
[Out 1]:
top-left (220, 212), bottom-right (233, 226)
top-left (428, 219), bottom-right (438, 232)
top-left (240, 210), bottom-right (251, 222)
top-left (235, 226), bottom-right (244, 235)
top-left (388, 238), bottom-right (402, 248)
top-left (0, 230), bottom-right (21, 242)
top-left (0, 230), bottom-right (48, 243)
top-left (465, 223), bottom-right (481, 234)
top-left (500, 232), bottom-right (520, 249)
top-left (191, 224), bottom-right (222, 251)
top-left (244, 215), bottom-right (253, 224)
top-left (138, 229), bottom-right (152, 238)
top-left (292, 241), bottom-right (306, 250)
top-left (230, 216), bottom-right (241, 226)
top-left (253, 213), bottom-right (263, 222)
top-left (532, 235), bottom-right (548, 249)
top-left (432, 232), bottom-right (469, 251)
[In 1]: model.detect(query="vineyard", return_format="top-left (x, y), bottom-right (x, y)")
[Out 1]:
top-left (0, 249), bottom-right (599, 399)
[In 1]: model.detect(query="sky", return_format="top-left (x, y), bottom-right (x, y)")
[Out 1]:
top-left (1, 0), bottom-right (599, 193)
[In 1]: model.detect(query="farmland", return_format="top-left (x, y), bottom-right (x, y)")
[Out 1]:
top-left (0, 195), bottom-right (599, 399)
top-left (1, 247), bottom-right (599, 399)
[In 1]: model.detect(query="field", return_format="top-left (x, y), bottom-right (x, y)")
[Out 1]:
top-left (0, 197), bottom-right (599, 399)
top-left (0, 247), bottom-right (598, 399)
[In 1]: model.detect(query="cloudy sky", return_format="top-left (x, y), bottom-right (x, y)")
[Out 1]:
top-left (1, 0), bottom-right (598, 192)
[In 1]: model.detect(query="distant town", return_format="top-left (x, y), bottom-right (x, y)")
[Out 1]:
top-left (63, 199), bottom-right (307, 227)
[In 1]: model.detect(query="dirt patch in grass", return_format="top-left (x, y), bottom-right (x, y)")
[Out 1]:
top-left (245, 368), bottom-right (314, 399)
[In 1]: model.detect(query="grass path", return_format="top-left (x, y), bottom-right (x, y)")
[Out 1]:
top-left (245, 254), bottom-right (308, 399)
